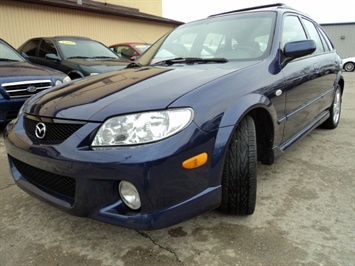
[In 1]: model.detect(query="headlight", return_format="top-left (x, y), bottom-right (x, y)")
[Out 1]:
top-left (55, 76), bottom-right (71, 86)
top-left (92, 108), bottom-right (193, 146)
top-left (63, 76), bottom-right (71, 83)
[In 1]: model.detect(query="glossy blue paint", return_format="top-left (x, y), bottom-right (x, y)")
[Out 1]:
top-left (4, 5), bottom-right (344, 229)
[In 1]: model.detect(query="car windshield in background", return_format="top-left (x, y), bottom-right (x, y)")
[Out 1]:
top-left (57, 40), bottom-right (120, 60)
top-left (138, 12), bottom-right (276, 65)
top-left (0, 41), bottom-right (25, 62)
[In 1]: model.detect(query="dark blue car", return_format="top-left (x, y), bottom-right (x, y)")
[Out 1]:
top-left (4, 4), bottom-right (344, 229)
top-left (0, 38), bottom-right (71, 123)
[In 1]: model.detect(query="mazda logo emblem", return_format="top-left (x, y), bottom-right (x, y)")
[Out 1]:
top-left (35, 123), bottom-right (46, 139)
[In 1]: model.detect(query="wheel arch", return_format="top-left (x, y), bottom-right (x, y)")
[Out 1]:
top-left (68, 70), bottom-right (84, 80)
top-left (248, 108), bottom-right (275, 165)
top-left (210, 95), bottom-right (277, 186)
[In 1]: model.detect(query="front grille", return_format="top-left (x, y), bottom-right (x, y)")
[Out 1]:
top-left (2, 80), bottom-right (52, 98)
top-left (10, 156), bottom-right (76, 200)
top-left (24, 116), bottom-right (85, 145)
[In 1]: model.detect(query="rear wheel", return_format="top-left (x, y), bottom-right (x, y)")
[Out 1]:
top-left (220, 116), bottom-right (257, 215)
top-left (321, 85), bottom-right (342, 129)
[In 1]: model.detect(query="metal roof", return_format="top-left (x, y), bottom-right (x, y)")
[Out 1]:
top-left (13, 0), bottom-right (184, 26)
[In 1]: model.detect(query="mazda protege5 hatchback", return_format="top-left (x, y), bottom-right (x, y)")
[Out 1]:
top-left (5, 4), bottom-right (344, 230)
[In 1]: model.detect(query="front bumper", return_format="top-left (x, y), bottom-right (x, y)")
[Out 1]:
top-left (0, 98), bottom-right (25, 123)
top-left (4, 115), bottom-right (222, 230)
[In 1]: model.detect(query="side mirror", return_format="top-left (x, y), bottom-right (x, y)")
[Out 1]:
top-left (45, 53), bottom-right (60, 61)
top-left (21, 52), bottom-right (29, 60)
top-left (284, 40), bottom-right (316, 58)
top-left (281, 40), bottom-right (316, 66)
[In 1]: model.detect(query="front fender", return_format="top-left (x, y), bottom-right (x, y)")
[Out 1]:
top-left (207, 93), bottom-right (278, 186)
top-left (218, 93), bottom-right (276, 128)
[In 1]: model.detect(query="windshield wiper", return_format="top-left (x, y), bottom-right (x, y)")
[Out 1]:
top-left (152, 57), bottom-right (228, 66)
top-left (0, 58), bottom-right (20, 62)
top-left (91, 56), bottom-right (117, 59)
top-left (66, 56), bottom-right (91, 59)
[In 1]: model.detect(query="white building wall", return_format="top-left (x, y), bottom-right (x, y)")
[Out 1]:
top-left (0, 0), bottom-right (175, 48)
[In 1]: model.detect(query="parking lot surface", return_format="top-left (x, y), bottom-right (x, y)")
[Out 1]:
top-left (0, 73), bottom-right (354, 266)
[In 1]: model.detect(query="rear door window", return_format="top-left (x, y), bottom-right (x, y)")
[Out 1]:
top-left (318, 27), bottom-right (334, 51)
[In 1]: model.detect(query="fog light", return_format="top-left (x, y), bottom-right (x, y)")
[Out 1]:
top-left (119, 181), bottom-right (141, 210)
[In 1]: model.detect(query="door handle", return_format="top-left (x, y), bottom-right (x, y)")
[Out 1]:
top-left (313, 63), bottom-right (320, 74)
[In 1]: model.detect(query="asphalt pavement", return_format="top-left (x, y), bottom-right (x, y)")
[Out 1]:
top-left (0, 72), bottom-right (354, 266)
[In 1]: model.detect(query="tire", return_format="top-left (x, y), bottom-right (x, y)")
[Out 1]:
top-left (321, 84), bottom-right (342, 129)
top-left (343, 62), bottom-right (355, 72)
top-left (220, 116), bottom-right (257, 215)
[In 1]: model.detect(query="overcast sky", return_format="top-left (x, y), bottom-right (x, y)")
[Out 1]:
top-left (162, 0), bottom-right (355, 24)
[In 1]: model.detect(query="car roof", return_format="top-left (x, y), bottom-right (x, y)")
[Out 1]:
top-left (208, 3), bottom-right (302, 18)
top-left (27, 36), bottom-right (93, 41)
top-left (109, 42), bottom-right (150, 47)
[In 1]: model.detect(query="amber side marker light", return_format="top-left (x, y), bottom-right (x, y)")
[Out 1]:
top-left (182, 153), bottom-right (208, 169)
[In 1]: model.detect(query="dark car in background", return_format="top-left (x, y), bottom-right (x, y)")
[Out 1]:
top-left (0, 38), bottom-right (70, 123)
top-left (18, 36), bottom-right (130, 80)
top-left (5, 4), bottom-right (344, 229)
top-left (109, 42), bottom-right (151, 60)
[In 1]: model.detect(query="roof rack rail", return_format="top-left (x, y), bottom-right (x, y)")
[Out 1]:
top-left (209, 3), bottom-right (288, 17)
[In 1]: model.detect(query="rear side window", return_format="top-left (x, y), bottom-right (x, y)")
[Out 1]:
top-left (302, 19), bottom-right (324, 54)
top-left (281, 16), bottom-right (307, 48)
top-left (318, 27), bottom-right (334, 51)
top-left (21, 39), bottom-right (40, 56)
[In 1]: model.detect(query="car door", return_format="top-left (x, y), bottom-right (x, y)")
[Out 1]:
top-left (301, 19), bottom-right (340, 114)
top-left (281, 15), bottom-right (326, 142)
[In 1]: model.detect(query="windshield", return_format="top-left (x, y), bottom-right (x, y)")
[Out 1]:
top-left (138, 11), bottom-right (276, 66)
top-left (0, 41), bottom-right (26, 62)
top-left (57, 39), bottom-right (120, 59)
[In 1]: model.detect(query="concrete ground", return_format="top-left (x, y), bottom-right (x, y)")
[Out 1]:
top-left (0, 73), bottom-right (354, 266)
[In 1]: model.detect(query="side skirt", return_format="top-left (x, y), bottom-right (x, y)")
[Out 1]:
top-left (272, 110), bottom-right (330, 159)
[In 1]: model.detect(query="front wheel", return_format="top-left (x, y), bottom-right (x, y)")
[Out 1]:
top-left (344, 62), bottom-right (355, 72)
top-left (219, 116), bottom-right (257, 215)
top-left (321, 85), bottom-right (342, 129)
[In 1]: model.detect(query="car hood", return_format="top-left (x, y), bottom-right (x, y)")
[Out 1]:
top-left (26, 61), bottom-right (259, 121)
top-left (67, 58), bottom-right (128, 72)
top-left (0, 62), bottom-right (63, 78)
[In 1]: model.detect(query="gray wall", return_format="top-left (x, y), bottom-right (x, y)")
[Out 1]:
top-left (321, 23), bottom-right (355, 58)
